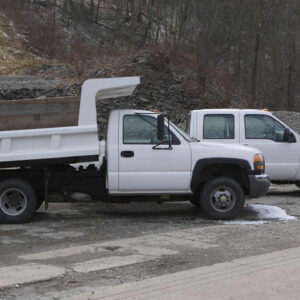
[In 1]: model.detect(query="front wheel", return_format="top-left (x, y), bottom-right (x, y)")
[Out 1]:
top-left (199, 177), bottom-right (244, 220)
top-left (0, 179), bottom-right (37, 224)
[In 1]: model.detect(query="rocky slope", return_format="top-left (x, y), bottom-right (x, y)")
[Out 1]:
top-left (1, 50), bottom-right (300, 135)
top-left (0, 51), bottom-right (200, 125)
top-left (0, 15), bottom-right (47, 75)
top-left (272, 111), bottom-right (300, 134)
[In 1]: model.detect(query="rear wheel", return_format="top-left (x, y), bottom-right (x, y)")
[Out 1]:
top-left (199, 177), bottom-right (244, 220)
top-left (0, 179), bottom-right (37, 224)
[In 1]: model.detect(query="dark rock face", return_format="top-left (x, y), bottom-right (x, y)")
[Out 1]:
top-left (0, 51), bottom-right (200, 133)
top-left (272, 111), bottom-right (300, 134)
top-left (93, 51), bottom-right (200, 136)
top-left (0, 75), bottom-right (69, 100)
top-left (2, 52), bottom-right (300, 139)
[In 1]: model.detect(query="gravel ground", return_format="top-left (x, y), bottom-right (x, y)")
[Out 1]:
top-left (0, 184), bottom-right (300, 299)
top-left (273, 111), bottom-right (300, 133)
top-left (0, 75), bottom-right (61, 91)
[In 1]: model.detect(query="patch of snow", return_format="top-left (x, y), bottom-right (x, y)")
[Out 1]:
top-left (16, 32), bottom-right (28, 43)
top-left (0, 236), bottom-right (25, 245)
top-left (71, 192), bottom-right (92, 201)
top-left (223, 220), bottom-right (267, 226)
top-left (249, 204), bottom-right (297, 221)
top-left (0, 30), bottom-right (8, 38)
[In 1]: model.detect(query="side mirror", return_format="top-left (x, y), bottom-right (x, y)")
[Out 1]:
top-left (283, 128), bottom-right (290, 142)
top-left (283, 128), bottom-right (296, 143)
top-left (157, 114), bottom-right (165, 142)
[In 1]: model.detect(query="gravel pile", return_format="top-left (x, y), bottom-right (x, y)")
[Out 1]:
top-left (273, 111), bottom-right (300, 133)
top-left (95, 51), bottom-right (199, 137)
top-left (1, 52), bottom-right (300, 138)
top-left (0, 75), bottom-right (61, 90)
top-left (0, 75), bottom-right (63, 100)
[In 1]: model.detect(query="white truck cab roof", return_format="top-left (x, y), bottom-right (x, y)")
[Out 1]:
top-left (191, 108), bottom-right (273, 116)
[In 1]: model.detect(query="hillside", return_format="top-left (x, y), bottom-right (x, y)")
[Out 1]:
top-left (0, 15), bottom-right (47, 75)
top-left (0, 0), bottom-right (299, 115)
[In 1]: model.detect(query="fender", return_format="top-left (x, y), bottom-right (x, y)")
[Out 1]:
top-left (190, 158), bottom-right (251, 192)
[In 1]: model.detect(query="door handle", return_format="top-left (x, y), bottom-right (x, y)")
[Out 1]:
top-left (121, 151), bottom-right (134, 158)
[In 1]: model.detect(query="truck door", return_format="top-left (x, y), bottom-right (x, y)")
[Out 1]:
top-left (118, 112), bottom-right (191, 193)
top-left (240, 112), bottom-right (299, 181)
top-left (201, 112), bottom-right (240, 144)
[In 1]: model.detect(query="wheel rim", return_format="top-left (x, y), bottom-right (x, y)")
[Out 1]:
top-left (0, 188), bottom-right (27, 216)
top-left (209, 186), bottom-right (236, 213)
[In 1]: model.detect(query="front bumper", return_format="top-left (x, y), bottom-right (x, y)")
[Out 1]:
top-left (248, 174), bottom-right (270, 198)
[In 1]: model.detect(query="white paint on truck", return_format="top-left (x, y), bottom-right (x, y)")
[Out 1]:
top-left (0, 77), bottom-right (140, 164)
top-left (0, 78), bottom-right (269, 223)
top-left (187, 109), bottom-right (299, 182)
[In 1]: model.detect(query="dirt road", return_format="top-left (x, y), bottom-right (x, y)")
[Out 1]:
top-left (0, 185), bottom-right (299, 299)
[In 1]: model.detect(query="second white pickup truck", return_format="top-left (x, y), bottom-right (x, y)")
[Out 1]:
top-left (0, 79), bottom-right (269, 223)
top-left (185, 109), bottom-right (299, 184)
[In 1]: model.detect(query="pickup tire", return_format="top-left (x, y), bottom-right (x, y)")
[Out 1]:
top-left (0, 179), bottom-right (37, 224)
top-left (199, 177), bottom-right (244, 220)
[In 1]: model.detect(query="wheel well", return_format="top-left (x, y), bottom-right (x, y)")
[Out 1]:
top-left (194, 163), bottom-right (249, 194)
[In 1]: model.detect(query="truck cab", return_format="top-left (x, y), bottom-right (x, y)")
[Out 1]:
top-left (187, 109), bottom-right (299, 183)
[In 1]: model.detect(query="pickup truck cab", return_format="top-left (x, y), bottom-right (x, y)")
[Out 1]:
top-left (186, 109), bottom-right (299, 184)
top-left (0, 79), bottom-right (269, 223)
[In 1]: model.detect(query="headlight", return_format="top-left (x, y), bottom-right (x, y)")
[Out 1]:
top-left (254, 153), bottom-right (265, 173)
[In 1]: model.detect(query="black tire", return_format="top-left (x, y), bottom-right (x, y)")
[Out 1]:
top-left (0, 178), bottom-right (37, 224)
top-left (199, 177), bottom-right (244, 220)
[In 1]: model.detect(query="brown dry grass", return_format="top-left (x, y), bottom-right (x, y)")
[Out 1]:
top-left (0, 16), bottom-right (48, 75)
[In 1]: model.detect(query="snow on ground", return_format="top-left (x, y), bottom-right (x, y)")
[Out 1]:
top-left (249, 204), bottom-right (297, 221)
top-left (224, 204), bottom-right (296, 226)
top-left (0, 30), bottom-right (8, 38)
top-left (223, 220), bottom-right (267, 226)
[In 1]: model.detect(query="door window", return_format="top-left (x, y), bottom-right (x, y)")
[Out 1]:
top-left (245, 115), bottom-right (285, 142)
top-left (203, 114), bottom-right (234, 139)
top-left (123, 115), bottom-right (180, 144)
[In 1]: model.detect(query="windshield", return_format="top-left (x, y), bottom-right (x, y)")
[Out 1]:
top-left (170, 121), bottom-right (193, 142)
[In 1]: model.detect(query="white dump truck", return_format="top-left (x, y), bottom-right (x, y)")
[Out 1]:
top-left (0, 77), bottom-right (269, 223)
top-left (185, 109), bottom-right (299, 184)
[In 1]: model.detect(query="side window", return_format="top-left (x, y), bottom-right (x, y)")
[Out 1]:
top-left (203, 114), bottom-right (234, 139)
top-left (245, 115), bottom-right (285, 142)
top-left (123, 115), bottom-right (180, 145)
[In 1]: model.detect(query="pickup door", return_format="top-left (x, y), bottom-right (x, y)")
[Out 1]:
top-left (200, 111), bottom-right (299, 181)
top-left (118, 112), bottom-right (192, 193)
top-left (239, 112), bottom-right (299, 181)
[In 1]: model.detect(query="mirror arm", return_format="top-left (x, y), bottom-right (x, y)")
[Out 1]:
top-left (152, 144), bottom-right (173, 150)
top-left (167, 116), bottom-right (172, 149)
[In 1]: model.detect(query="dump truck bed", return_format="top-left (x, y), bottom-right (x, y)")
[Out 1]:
top-left (0, 77), bottom-right (140, 167)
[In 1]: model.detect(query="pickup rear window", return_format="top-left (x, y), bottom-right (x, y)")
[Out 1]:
top-left (203, 114), bottom-right (234, 139)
